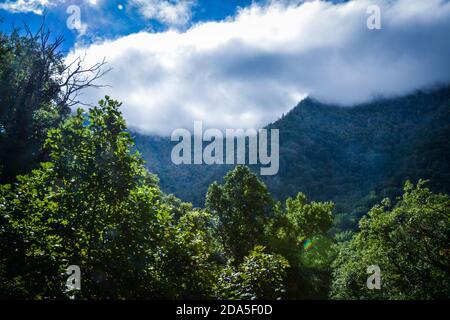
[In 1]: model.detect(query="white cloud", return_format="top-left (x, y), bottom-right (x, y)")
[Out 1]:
top-left (130, 0), bottom-right (196, 27)
top-left (0, 0), bottom-right (99, 14)
top-left (85, 0), bottom-right (98, 6)
top-left (68, 0), bottom-right (450, 136)
top-left (0, 0), bottom-right (63, 14)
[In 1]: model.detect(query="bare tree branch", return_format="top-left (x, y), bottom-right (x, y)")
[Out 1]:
top-left (23, 15), bottom-right (111, 109)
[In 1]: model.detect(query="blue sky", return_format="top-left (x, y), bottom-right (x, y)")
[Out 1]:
top-left (0, 1), bottom-right (350, 52)
top-left (1, 0), bottom-right (450, 135)
top-left (0, 0), bottom-right (271, 52)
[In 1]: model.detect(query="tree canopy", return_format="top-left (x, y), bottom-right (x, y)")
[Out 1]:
top-left (0, 24), bottom-right (448, 300)
top-left (331, 180), bottom-right (450, 299)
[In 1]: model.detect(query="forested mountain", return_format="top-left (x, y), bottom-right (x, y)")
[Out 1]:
top-left (134, 86), bottom-right (450, 230)
top-left (1, 25), bottom-right (448, 300)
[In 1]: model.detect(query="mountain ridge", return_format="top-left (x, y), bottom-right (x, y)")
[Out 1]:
top-left (133, 85), bottom-right (450, 229)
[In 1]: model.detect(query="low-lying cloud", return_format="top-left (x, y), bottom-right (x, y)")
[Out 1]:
top-left (67, 0), bottom-right (450, 136)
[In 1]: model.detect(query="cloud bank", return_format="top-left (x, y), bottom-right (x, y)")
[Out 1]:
top-left (67, 0), bottom-right (450, 135)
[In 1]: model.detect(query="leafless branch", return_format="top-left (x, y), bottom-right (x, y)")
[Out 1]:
top-left (23, 15), bottom-right (111, 109)
top-left (59, 55), bottom-right (112, 108)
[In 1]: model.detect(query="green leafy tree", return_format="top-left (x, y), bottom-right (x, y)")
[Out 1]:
top-left (0, 24), bottom-right (107, 183)
top-left (155, 209), bottom-right (222, 299)
top-left (0, 97), bottom-right (219, 299)
top-left (268, 193), bottom-right (335, 298)
top-left (0, 27), bottom-right (64, 181)
top-left (216, 246), bottom-right (289, 300)
top-left (205, 165), bottom-right (274, 262)
top-left (331, 180), bottom-right (450, 299)
top-left (0, 97), bottom-right (157, 298)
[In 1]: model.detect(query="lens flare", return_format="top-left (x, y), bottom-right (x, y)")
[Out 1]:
top-left (303, 239), bottom-right (314, 251)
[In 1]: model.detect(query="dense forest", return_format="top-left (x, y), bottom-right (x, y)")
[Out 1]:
top-left (0, 26), bottom-right (449, 300)
top-left (135, 86), bottom-right (450, 233)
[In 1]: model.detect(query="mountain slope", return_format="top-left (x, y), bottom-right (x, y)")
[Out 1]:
top-left (264, 86), bottom-right (450, 219)
top-left (133, 86), bottom-right (450, 227)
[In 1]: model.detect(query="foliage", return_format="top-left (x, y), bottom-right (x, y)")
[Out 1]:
top-left (206, 165), bottom-right (274, 262)
top-left (136, 86), bottom-right (450, 235)
top-left (0, 27), bottom-right (69, 182)
top-left (0, 96), bottom-right (299, 300)
top-left (206, 165), bottom-right (336, 299)
top-left (1, 25), bottom-right (449, 299)
top-left (331, 180), bottom-right (450, 299)
top-left (268, 193), bottom-right (335, 298)
top-left (0, 97), bottom-right (219, 299)
top-left (1, 95), bottom-right (449, 299)
top-left (0, 23), bottom-right (107, 184)
top-left (216, 246), bottom-right (289, 300)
